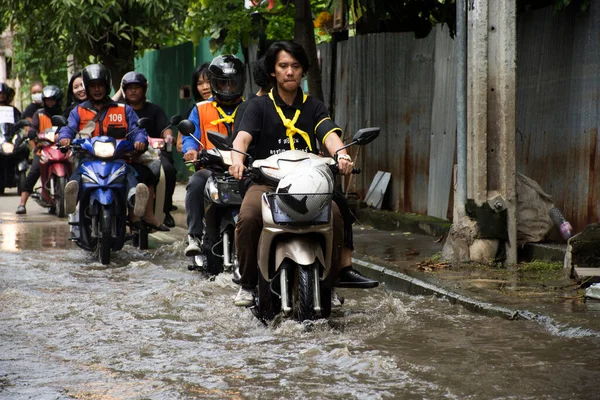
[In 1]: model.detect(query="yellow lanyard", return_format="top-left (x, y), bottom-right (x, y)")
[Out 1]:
top-left (268, 89), bottom-right (311, 151)
top-left (210, 101), bottom-right (239, 126)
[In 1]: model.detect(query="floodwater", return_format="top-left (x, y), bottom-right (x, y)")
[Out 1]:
top-left (1, 215), bottom-right (600, 399)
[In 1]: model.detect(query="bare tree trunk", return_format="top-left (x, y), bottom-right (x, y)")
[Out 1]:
top-left (294, 0), bottom-right (323, 101)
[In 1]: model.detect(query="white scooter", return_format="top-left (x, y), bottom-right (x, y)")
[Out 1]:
top-left (207, 127), bottom-right (380, 322)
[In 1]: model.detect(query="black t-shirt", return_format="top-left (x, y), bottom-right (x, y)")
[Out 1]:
top-left (238, 88), bottom-right (341, 160)
top-left (132, 102), bottom-right (169, 139)
top-left (22, 103), bottom-right (42, 119)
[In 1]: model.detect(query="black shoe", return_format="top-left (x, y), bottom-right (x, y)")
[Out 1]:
top-left (336, 267), bottom-right (379, 289)
top-left (142, 219), bottom-right (170, 232)
top-left (163, 212), bottom-right (175, 228)
top-left (170, 205), bottom-right (178, 211)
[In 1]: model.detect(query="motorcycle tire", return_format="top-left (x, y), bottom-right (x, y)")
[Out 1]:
top-left (17, 172), bottom-right (26, 195)
top-left (293, 264), bottom-right (316, 322)
top-left (204, 235), bottom-right (223, 276)
top-left (54, 176), bottom-right (67, 218)
top-left (99, 205), bottom-right (112, 265)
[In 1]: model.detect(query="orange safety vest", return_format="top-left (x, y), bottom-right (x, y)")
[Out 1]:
top-left (38, 112), bottom-right (53, 132)
top-left (195, 101), bottom-right (238, 150)
top-left (77, 103), bottom-right (128, 137)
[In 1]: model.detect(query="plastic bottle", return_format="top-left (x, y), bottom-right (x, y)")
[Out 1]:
top-left (549, 207), bottom-right (573, 241)
top-left (165, 135), bottom-right (173, 152)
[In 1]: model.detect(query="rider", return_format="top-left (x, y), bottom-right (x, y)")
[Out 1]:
top-left (229, 41), bottom-right (378, 306)
top-left (58, 63), bottom-right (150, 221)
top-left (121, 71), bottom-right (177, 228)
top-left (16, 85), bottom-right (64, 214)
top-left (182, 55), bottom-right (246, 265)
top-left (0, 83), bottom-right (21, 129)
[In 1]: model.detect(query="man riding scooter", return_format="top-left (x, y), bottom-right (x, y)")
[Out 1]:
top-left (183, 55), bottom-right (246, 266)
top-left (58, 63), bottom-right (152, 225)
top-left (120, 71), bottom-right (175, 229)
top-left (228, 40), bottom-right (378, 307)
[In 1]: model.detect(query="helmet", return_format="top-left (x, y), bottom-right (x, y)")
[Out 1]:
top-left (42, 85), bottom-right (63, 105)
top-left (208, 55), bottom-right (245, 103)
top-left (82, 64), bottom-right (111, 96)
top-left (0, 83), bottom-right (15, 104)
top-left (121, 71), bottom-right (148, 93)
top-left (275, 165), bottom-right (333, 222)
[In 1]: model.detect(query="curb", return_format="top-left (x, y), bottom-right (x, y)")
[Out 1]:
top-left (356, 208), bottom-right (451, 238)
top-left (351, 257), bottom-right (539, 321)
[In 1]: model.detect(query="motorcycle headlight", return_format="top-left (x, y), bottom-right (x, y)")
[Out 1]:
top-left (207, 179), bottom-right (220, 203)
top-left (93, 141), bottom-right (115, 158)
top-left (2, 142), bottom-right (14, 153)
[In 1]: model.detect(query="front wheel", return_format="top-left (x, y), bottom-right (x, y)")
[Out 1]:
top-left (54, 176), bottom-right (67, 218)
top-left (293, 265), bottom-right (316, 322)
top-left (99, 205), bottom-right (112, 265)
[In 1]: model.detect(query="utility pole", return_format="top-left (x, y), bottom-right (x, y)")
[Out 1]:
top-left (443, 0), bottom-right (517, 265)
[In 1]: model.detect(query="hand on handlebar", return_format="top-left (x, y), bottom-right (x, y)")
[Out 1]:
top-left (183, 149), bottom-right (198, 163)
top-left (229, 164), bottom-right (246, 180)
top-left (59, 138), bottom-right (71, 148)
top-left (134, 141), bottom-right (147, 153)
top-left (337, 158), bottom-right (354, 176)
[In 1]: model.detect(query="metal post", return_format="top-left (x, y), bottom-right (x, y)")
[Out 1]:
top-left (456, 0), bottom-right (468, 207)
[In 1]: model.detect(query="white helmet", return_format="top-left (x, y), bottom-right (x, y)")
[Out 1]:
top-left (275, 166), bottom-right (333, 221)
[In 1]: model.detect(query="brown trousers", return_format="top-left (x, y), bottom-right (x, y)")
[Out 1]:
top-left (236, 184), bottom-right (344, 289)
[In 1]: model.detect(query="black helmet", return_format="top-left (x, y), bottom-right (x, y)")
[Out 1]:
top-left (0, 83), bottom-right (15, 104)
top-left (121, 71), bottom-right (148, 93)
top-left (82, 64), bottom-right (111, 96)
top-left (208, 55), bottom-right (245, 103)
top-left (42, 85), bottom-right (63, 105)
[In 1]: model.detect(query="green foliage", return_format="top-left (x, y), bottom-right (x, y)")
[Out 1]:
top-left (2, 0), bottom-right (188, 87)
top-left (185, 0), bottom-right (335, 56)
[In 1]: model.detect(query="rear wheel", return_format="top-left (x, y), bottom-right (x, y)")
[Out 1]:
top-left (54, 176), bottom-right (67, 218)
top-left (99, 205), bottom-right (112, 265)
top-left (293, 264), bottom-right (316, 322)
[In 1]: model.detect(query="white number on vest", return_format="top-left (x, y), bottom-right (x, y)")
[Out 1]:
top-left (108, 113), bottom-right (123, 123)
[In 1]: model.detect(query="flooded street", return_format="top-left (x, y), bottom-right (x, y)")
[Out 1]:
top-left (2, 192), bottom-right (600, 399)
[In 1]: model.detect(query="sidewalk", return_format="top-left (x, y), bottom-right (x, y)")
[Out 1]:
top-left (161, 183), bottom-right (599, 332)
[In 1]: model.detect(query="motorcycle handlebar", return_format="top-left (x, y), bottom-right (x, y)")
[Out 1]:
top-left (329, 164), bottom-right (361, 175)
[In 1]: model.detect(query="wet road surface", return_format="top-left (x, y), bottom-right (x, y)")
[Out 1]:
top-left (2, 189), bottom-right (600, 399)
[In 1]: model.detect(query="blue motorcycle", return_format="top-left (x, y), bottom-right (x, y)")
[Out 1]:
top-left (53, 116), bottom-right (149, 264)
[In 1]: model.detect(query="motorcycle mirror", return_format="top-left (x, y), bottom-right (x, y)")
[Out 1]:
top-left (177, 119), bottom-right (195, 136)
top-left (353, 127), bottom-right (380, 145)
top-left (207, 130), bottom-right (231, 151)
top-left (136, 117), bottom-right (151, 129)
top-left (207, 130), bottom-right (253, 164)
top-left (14, 119), bottom-right (31, 130)
top-left (169, 115), bottom-right (183, 125)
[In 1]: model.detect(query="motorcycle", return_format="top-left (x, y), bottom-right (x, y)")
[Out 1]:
top-left (31, 126), bottom-right (73, 217)
top-left (132, 114), bottom-right (182, 250)
top-left (53, 115), bottom-right (150, 264)
top-left (178, 120), bottom-right (242, 279)
top-left (0, 120), bottom-right (30, 194)
top-left (205, 127), bottom-right (380, 322)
